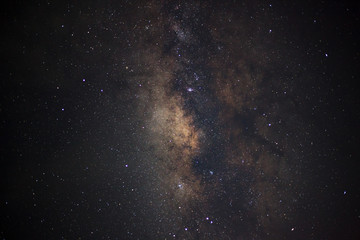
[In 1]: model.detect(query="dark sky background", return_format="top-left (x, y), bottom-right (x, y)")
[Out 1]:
top-left (1, 0), bottom-right (360, 239)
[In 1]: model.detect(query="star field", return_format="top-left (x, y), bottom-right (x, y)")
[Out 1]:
top-left (1, 1), bottom-right (360, 239)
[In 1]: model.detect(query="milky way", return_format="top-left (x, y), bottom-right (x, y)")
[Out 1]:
top-left (125, 1), bottom-right (309, 239)
top-left (2, 0), bottom-right (359, 239)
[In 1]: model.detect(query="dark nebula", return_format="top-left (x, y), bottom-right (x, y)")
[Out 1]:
top-left (1, 0), bottom-right (360, 239)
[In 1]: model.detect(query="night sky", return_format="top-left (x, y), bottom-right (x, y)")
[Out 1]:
top-left (1, 1), bottom-right (360, 239)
